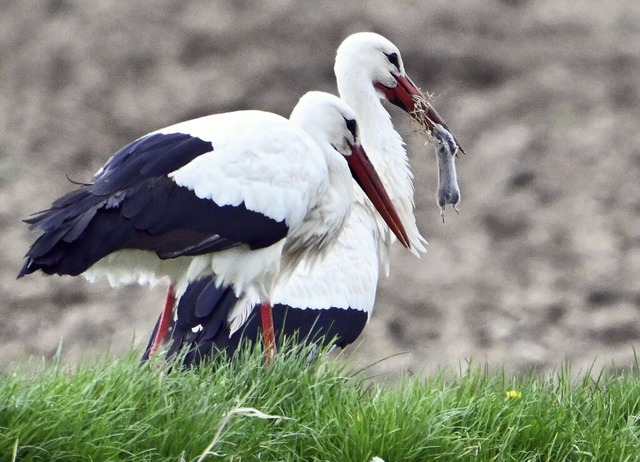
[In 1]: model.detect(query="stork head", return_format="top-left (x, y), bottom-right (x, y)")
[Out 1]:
top-left (290, 91), bottom-right (411, 249)
top-left (335, 32), bottom-right (464, 154)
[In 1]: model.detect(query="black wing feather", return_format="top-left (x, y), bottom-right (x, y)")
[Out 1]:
top-left (92, 134), bottom-right (210, 195)
top-left (155, 278), bottom-right (239, 362)
top-left (19, 132), bottom-right (289, 278)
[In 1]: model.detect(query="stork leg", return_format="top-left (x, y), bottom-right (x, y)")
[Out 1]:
top-left (147, 285), bottom-right (176, 358)
top-left (259, 302), bottom-right (277, 365)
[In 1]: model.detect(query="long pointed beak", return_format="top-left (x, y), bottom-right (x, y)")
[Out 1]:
top-left (346, 143), bottom-right (411, 249)
top-left (374, 74), bottom-right (466, 155)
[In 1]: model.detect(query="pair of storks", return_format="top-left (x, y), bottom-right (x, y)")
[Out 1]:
top-left (19, 32), bottom-right (463, 367)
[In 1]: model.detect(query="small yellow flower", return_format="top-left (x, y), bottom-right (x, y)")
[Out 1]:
top-left (505, 389), bottom-right (522, 399)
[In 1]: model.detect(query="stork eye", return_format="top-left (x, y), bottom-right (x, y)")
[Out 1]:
top-left (385, 52), bottom-right (400, 69)
top-left (344, 117), bottom-right (357, 139)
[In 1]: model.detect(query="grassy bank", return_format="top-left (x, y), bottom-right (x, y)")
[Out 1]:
top-left (1, 347), bottom-right (639, 461)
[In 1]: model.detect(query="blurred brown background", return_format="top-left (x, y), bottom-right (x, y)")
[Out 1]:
top-left (2, 0), bottom-right (639, 376)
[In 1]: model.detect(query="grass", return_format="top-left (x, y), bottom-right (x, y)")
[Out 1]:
top-left (1, 345), bottom-right (640, 461)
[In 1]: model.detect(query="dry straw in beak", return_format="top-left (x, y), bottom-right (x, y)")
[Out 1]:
top-left (409, 93), bottom-right (438, 144)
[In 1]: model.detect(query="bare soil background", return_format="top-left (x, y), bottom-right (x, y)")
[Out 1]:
top-left (2, 0), bottom-right (639, 376)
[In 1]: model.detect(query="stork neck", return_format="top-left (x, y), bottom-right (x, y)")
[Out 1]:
top-left (338, 77), bottom-right (426, 258)
top-left (339, 81), bottom-right (412, 203)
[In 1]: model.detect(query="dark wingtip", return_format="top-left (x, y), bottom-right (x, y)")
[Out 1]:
top-left (17, 260), bottom-right (31, 279)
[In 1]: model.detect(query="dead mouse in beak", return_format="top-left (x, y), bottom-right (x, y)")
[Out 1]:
top-left (432, 123), bottom-right (461, 223)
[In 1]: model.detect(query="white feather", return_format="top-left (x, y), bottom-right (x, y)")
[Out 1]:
top-left (165, 111), bottom-right (327, 226)
top-left (272, 209), bottom-right (379, 313)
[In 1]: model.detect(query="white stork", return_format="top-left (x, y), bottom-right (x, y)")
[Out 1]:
top-left (147, 32), bottom-right (464, 366)
top-left (18, 91), bottom-right (411, 362)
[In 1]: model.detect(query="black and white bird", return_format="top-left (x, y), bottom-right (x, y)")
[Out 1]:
top-left (148, 32), bottom-right (464, 366)
top-left (18, 90), bottom-right (411, 361)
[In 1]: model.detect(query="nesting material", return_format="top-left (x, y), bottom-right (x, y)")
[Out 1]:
top-left (409, 93), bottom-right (438, 144)
top-left (410, 93), bottom-right (466, 156)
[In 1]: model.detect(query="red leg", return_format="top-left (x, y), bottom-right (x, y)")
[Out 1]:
top-left (147, 285), bottom-right (176, 358)
top-left (260, 301), bottom-right (277, 365)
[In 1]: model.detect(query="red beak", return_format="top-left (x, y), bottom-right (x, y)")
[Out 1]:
top-left (374, 74), bottom-right (465, 155)
top-left (345, 143), bottom-right (410, 249)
